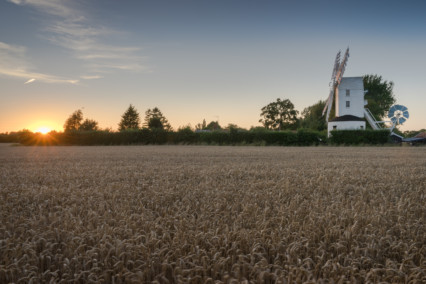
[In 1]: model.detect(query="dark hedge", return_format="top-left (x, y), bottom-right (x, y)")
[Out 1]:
top-left (0, 133), bottom-right (20, 143)
top-left (329, 129), bottom-right (390, 145)
top-left (7, 129), bottom-right (327, 146)
top-left (1, 129), bottom-right (394, 146)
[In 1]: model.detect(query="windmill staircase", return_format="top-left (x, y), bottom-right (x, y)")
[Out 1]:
top-left (363, 108), bottom-right (381, 130)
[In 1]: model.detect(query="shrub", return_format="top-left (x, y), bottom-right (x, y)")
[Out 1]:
top-left (297, 129), bottom-right (327, 146)
top-left (172, 127), bottom-right (198, 144)
top-left (0, 132), bottom-right (20, 143)
top-left (329, 129), bottom-right (390, 145)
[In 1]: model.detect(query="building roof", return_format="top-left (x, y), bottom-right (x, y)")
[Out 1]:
top-left (402, 137), bottom-right (426, 143)
top-left (330, 115), bottom-right (365, 122)
top-left (414, 132), bottom-right (426, 138)
top-left (403, 132), bottom-right (426, 143)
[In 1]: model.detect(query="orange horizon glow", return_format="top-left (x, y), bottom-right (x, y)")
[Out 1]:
top-left (26, 120), bottom-right (62, 134)
top-left (34, 127), bottom-right (51, 134)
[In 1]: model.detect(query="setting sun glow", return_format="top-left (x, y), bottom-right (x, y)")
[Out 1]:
top-left (35, 127), bottom-right (51, 134)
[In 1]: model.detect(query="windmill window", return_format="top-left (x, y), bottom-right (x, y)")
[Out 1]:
top-left (346, 89), bottom-right (350, 96)
top-left (346, 101), bottom-right (350, 108)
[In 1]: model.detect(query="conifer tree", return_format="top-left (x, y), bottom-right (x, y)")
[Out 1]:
top-left (144, 107), bottom-right (172, 131)
top-left (119, 104), bottom-right (141, 131)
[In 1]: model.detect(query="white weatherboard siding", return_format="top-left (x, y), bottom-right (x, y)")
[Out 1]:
top-left (336, 77), bottom-right (365, 117)
top-left (328, 121), bottom-right (366, 137)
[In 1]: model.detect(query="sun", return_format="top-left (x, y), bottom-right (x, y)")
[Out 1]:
top-left (35, 127), bottom-right (51, 134)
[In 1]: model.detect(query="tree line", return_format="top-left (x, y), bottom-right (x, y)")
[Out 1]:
top-left (61, 73), bottom-right (395, 134)
top-left (62, 101), bottom-right (323, 134)
top-left (43, 74), bottom-right (399, 134)
top-left (64, 105), bottom-right (173, 132)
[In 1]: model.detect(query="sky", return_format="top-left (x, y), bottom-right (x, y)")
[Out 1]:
top-left (1, 0), bottom-right (425, 133)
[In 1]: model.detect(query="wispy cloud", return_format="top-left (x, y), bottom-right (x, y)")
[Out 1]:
top-left (87, 63), bottom-right (150, 74)
top-left (24, 78), bottom-right (36, 84)
top-left (80, 75), bottom-right (103, 80)
top-left (8, 0), bottom-right (75, 18)
top-left (9, 0), bottom-right (145, 75)
top-left (0, 41), bottom-right (79, 84)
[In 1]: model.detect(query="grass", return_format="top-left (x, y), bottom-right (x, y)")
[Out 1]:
top-left (0, 144), bottom-right (424, 283)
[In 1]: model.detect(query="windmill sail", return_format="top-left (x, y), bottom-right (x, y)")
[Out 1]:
top-left (323, 47), bottom-right (350, 122)
top-left (335, 47), bottom-right (349, 85)
top-left (323, 89), bottom-right (335, 121)
top-left (322, 89), bottom-right (332, 116)
top-left (331, 51), bottom-right (341, 81)
top-left (322, 51), bottom-right (341, 117)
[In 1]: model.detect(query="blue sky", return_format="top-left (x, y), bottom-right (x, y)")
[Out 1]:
top-left (1, 0), bottom-right (425, 132)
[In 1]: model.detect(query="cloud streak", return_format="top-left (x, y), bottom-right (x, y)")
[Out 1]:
top-left (9, 0), bottom-right (145, 74)
top-left (0, 41), bottom-right (78, 84)
top-left (8, 0), bottom-right (75, 18)
top-left (80, 75), bottom-right (103, 80)
top-left (24, 78), bottom-right (36, 84)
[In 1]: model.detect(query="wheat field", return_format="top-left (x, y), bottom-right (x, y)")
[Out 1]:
top-left (0, 144), bottom-right (424, 283)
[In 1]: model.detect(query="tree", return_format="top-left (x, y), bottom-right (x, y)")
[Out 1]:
top-left (195, 119), bottom-right (207, 130)
top-left (119, 104), bottom-right (140, 131)
top-left (79, 119), bottom-right (99, 131)
top-left (259, 98), bottom-right (299, 130)
top-left (64, 109), bottom-right (83, 132)
top-left (225, 123), bottom-right (246, 133)
top-left (148, 117), bottom-right (164, 130)
top-left (225, 123), bottom-right (238, 130)
top-left (300, 100), bottom-right (327, 131)
top-left (205, 121), bottom-right (221, 130)
top-left (363, 74), bottom-right (396, 121)
top-left (144, 107), bottom-right (172, 131)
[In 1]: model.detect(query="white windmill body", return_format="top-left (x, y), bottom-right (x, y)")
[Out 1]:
top-left (327, 77), bottom-right (366, 134)
top-left (323, 48), bottom-right (367, 136)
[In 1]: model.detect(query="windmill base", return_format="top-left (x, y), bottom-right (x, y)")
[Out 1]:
top-left (328, 121), bottom-right (366, 137)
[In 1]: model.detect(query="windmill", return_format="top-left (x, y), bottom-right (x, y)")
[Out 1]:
top-left (324, 48), bottom-right (367, 136)
top-left (322, 47), bottom-right (350, 122)
top-left (322, 48), bottom-right (416, 142)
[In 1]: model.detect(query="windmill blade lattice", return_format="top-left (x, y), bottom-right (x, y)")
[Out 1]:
top-left (388, 104), bottom-right (409, 125)
top-left (331, 51), bottom-right (341, 81)
top-left (322, 47), bottom-right (350, 122)
top-left (335, 47), bottom-right (349, 85)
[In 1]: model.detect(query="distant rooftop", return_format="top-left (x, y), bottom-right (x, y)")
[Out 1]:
top-left (414, 131), bottom-right (426, 138)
